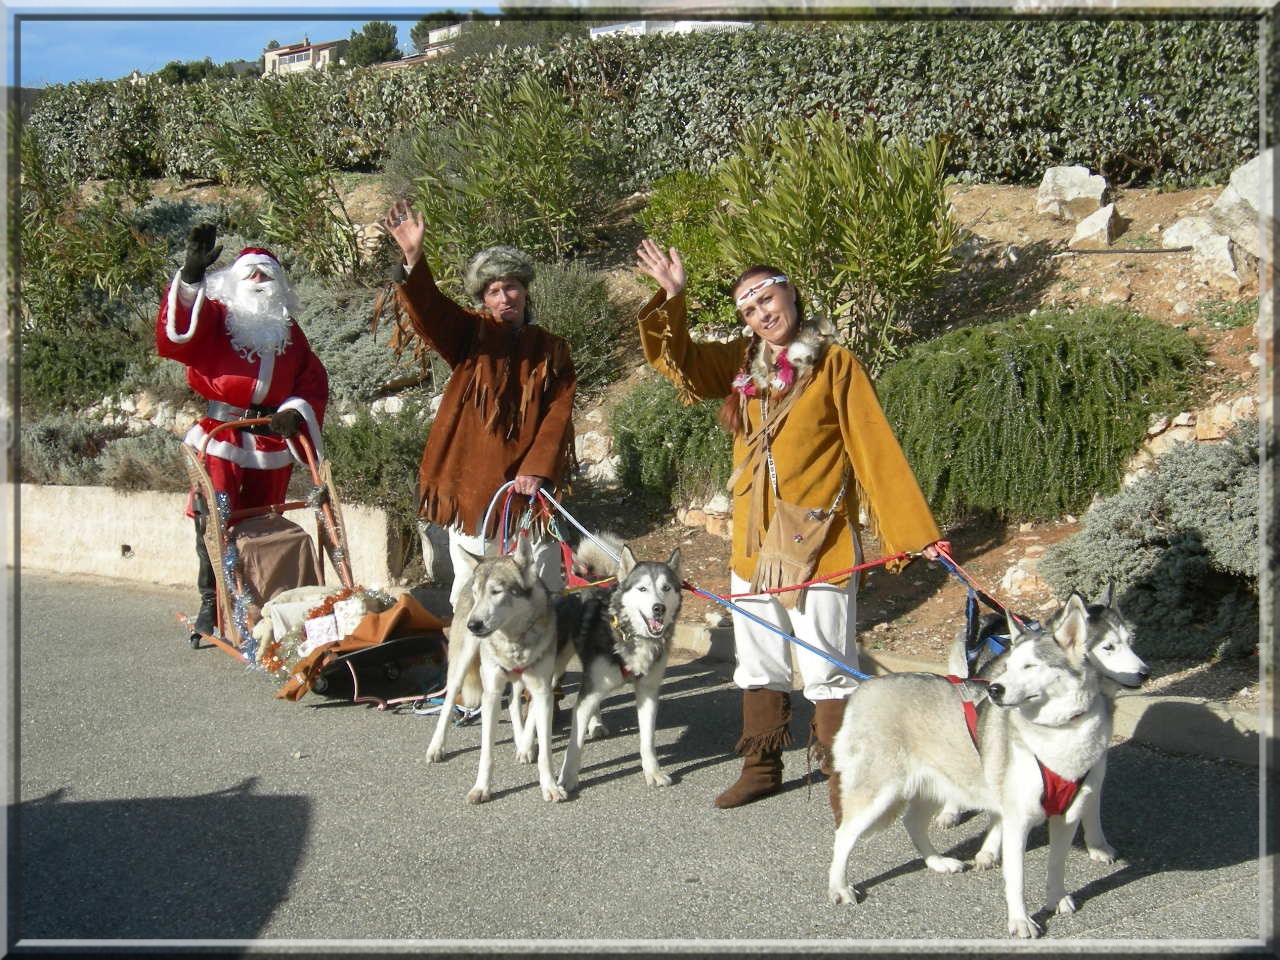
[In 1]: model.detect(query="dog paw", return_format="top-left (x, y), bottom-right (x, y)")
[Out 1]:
top-left (645, 770), bottom-right (672, 787)
top-left (515, 749), bottom-right (534, 764)
top-left (425, 747), bottom-right (444, 764)
top-left (934, 812), bottom-right (961, 829)
top-left (973, 851), bottom-right (1000, 871)
top-left (1053, 895), bottom-right (1077, 916)
top-left (584, 719), bottom-right (610, 741)
top-left (542, 782), bottom-right (568, 802)
top-left (1087, 844), bottom-right (1117, 864)
top-left (465, 787), bottom-right (490, 804)
top-left (924, 855), bottom-right (966, 874)
top-left (828, 884), bottom-right (863, 906)
top-left (1007, 915), bottom-right (1042, 939)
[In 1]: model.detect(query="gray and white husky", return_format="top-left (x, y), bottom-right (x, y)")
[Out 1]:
top-left (425, 536), bottom-right (566, 804)
top-left (941, 587), bottom-right (1148, 863)
top-left (545, 539), bottom-right (683, 795)
top-left (827, 600), bottom-right (1113, 938)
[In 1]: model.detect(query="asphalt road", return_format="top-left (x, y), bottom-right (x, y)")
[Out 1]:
top-left (10, 571), bottom-right (1271, 955)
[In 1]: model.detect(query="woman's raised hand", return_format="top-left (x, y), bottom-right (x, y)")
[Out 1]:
top-left (382, 199), bottom-right (425, 267)
top-left (635, 238), bottom-right (686, 300)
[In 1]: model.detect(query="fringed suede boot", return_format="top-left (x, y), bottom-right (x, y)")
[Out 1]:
top-left (714, 688), bottom-right (792, 809)
top-left (810, 698), bottom-right (847, 824)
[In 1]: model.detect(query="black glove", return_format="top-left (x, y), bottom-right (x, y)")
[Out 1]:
top-left (269, 408), bottom-right (303, 438)
top-left (181, 224), bottom-right (222, 284)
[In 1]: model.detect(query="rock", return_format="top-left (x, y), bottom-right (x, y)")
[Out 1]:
top-left (371, 395), bottom-right (404, 416)
top-left (134, 391), bottom-right (158, 420)
top-left (428, 393), bottom-right (443, 417)
top-left (1172, 300), bottom-right (1193, 317)
top-left (681, 508), bottom-right (707, 528)
top-left (582, 455), bottom-right (622, 487)
top-left (1148, 413), bottom-right (1170, 436)
top-left (703, 492), bottom-right (731, 516)
top-left (1100, 277), bottom-right (1132, 303)
top-left (1036, 165), bottom-right (1108, 221)
top-left (1172, 411), bottom-right (1196, 427)
top-left (1195, 395), bottom-right (1259, 440)
top-left (1207, 149), bottom-right (1274, 259)
top-left (1000, 561), bottom-right (1046, 597)
top-left (1069, 203), bottom-right (1120, 249)
top-left (704, 514), bottom-right (732, 539)
top-left (1146, 424), bottom-right (1197, 458)
top-left (1163, 216), bottom-right (1242, 284)
top-left (575, 430), bottom-right (613, 464)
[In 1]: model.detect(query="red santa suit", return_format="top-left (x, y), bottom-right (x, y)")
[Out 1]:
top-left (155, 248), bottom-right (328, 518)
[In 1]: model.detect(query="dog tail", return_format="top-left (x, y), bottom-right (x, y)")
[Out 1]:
top-left (572, 532), bottom-right (625, 581)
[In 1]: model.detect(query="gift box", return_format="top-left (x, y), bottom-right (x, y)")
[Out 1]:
top-left (333, 594), bottom-right (377, 641)
top-left (298, 613), bottom-right (339, 657)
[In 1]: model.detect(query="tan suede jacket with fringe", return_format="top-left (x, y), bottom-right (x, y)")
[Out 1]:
top-left (637, 290), bottom-right (939, 584)
top-left (398, 256), bottom-right (576, 535)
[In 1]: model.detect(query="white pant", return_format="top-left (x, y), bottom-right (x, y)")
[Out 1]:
top-left (728, 538), bottom-right (862, 701)
top-left (446, 526), bottom-right (566, 610)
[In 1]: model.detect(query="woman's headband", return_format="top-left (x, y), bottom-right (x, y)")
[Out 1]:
top-left (735, 274), bottom-right (789, 307)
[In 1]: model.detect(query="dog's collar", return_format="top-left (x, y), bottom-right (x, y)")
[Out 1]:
top-left (608, 615), bottom-right (641, 679)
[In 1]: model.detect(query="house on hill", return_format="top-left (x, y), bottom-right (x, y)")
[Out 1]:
top-left (262, 36), bottom-right (348, 76)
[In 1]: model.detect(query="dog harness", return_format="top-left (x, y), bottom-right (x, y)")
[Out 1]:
top-left (944, 676), bottom-right (1086, 818)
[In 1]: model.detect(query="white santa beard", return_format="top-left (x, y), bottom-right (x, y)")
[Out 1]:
top-left (225, 282), bottom-right (293, 358)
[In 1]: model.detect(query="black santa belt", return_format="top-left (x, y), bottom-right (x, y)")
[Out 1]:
top-left (206, 401), bottom-right (279, 434)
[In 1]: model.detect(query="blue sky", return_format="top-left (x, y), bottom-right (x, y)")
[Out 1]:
top-left (7, 7), bottom-right (484, 87)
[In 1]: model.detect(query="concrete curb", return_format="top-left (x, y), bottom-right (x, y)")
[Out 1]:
top-left (670, 623), bottom-right (1267, 768)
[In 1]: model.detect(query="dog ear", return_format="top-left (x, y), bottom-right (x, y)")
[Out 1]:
top-left (619, 544), bottom-right (638, 578)
top-left (666, 546), bottom-right (682, 580)
top-left (1005, 611), bottom-right (1032, 643)
top-left (1100, 581), bottom-right (1115, 608)
top-left (455, 547), bottom-right (483, 580)
top-left (1052, 592), bottom-right (1090, 660)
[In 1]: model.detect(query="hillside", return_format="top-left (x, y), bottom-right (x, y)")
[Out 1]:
top-left (152, 173), bottom-right (1264, 704)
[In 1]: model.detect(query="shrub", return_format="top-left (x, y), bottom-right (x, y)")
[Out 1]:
top-left (290, 276), bottom-right (421, 403)
top-left (408, 72), bottom-right (622, 277)
top-left (530, 261), bottom-right (630, 398)
top-left (636, 170), bottom-right (737, 329)
top-left (1039, 419), bottom-right (1260, 660)
top-left (877, 306), bottom-right (1203, 522)
top-left (609, 376), bottom-right (733, 508)
top-left (26, 21), bottom-right (1259, 188)
top-left (322, 398), bottom-right (434, 560)
top-left (205, 77), bottom-right (364, 280)
top-left (98, 429), bottom-right (189, 492)
top-left (19, 324), bottom-right (150, 418)
top-left (713, 115), bottom-right (957, 375)
top-left (18, 416), bottom-right (128, 485)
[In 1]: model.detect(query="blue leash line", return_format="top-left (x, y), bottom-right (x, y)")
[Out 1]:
top-left (683, 582), bottom-right (873, 682)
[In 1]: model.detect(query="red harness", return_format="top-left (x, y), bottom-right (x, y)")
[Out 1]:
top-left (944, 676), bottom-right (1085, 817)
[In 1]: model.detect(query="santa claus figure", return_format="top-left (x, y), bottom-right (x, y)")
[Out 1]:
top-left (156, 224), bottom-right (329, 641)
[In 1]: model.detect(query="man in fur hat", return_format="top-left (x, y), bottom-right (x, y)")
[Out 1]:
top-left (156, 225), bottom-right (329, 642)
top-left (382, 200), bottom-right (576, 608)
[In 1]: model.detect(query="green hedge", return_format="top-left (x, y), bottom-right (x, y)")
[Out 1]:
top-left (877, 306), bottom-right (1203, 522)
top-left (26, 19), bottom-right (1258, 188)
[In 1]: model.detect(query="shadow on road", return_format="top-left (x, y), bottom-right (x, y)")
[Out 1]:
top-left (15, 778), bottom-right (308, 940)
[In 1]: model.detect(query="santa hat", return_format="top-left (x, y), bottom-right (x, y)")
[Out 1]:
top-left (463, 245), bottom-right (535, 304)
top-left (233, 247), bottom-right (281, 272)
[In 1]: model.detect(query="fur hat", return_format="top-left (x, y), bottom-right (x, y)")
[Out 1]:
top-left (463, 245), bottom-right (536, 304)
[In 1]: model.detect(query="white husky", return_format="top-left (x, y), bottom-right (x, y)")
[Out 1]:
top-left (425, 537), bottom-right (566, 804)
top-left (827, 600), bottom-right (1112, 938)
top-left (941, 588), bottom-right (1148, 862)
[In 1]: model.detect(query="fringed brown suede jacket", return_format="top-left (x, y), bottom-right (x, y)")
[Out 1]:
top-left (637, 290), bottom-right (939, 584)
top-left (397, 256), bottom-right (576, 536)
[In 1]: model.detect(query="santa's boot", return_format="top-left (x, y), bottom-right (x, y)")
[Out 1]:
top-left (192, 515), bottom-right (218, 640)
top-left (810, 698), bottom-right (848, 824)
top-left (714, 688), bottom-right (792, 809)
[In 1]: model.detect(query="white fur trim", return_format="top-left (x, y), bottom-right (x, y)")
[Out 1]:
top-left (164, 271), bottom-right (207, 344)
top-left (278, 398), bottom-right (325, 466)
top-left (234, 252), bottom-right (280, 271)
top-left (184, 425), bottom-right (294, 470)
top-left (250, 352), bottom-right (275, 405)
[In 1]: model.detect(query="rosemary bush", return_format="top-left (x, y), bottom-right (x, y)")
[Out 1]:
top-left (877, 306), bottom-right (1203, 522)
top-left (530, 261), bottom-right (630, 398)
top-left (1039, 419), bottom-right (1260, 660)
top-left (609, 376), bottom-right (733, 509)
